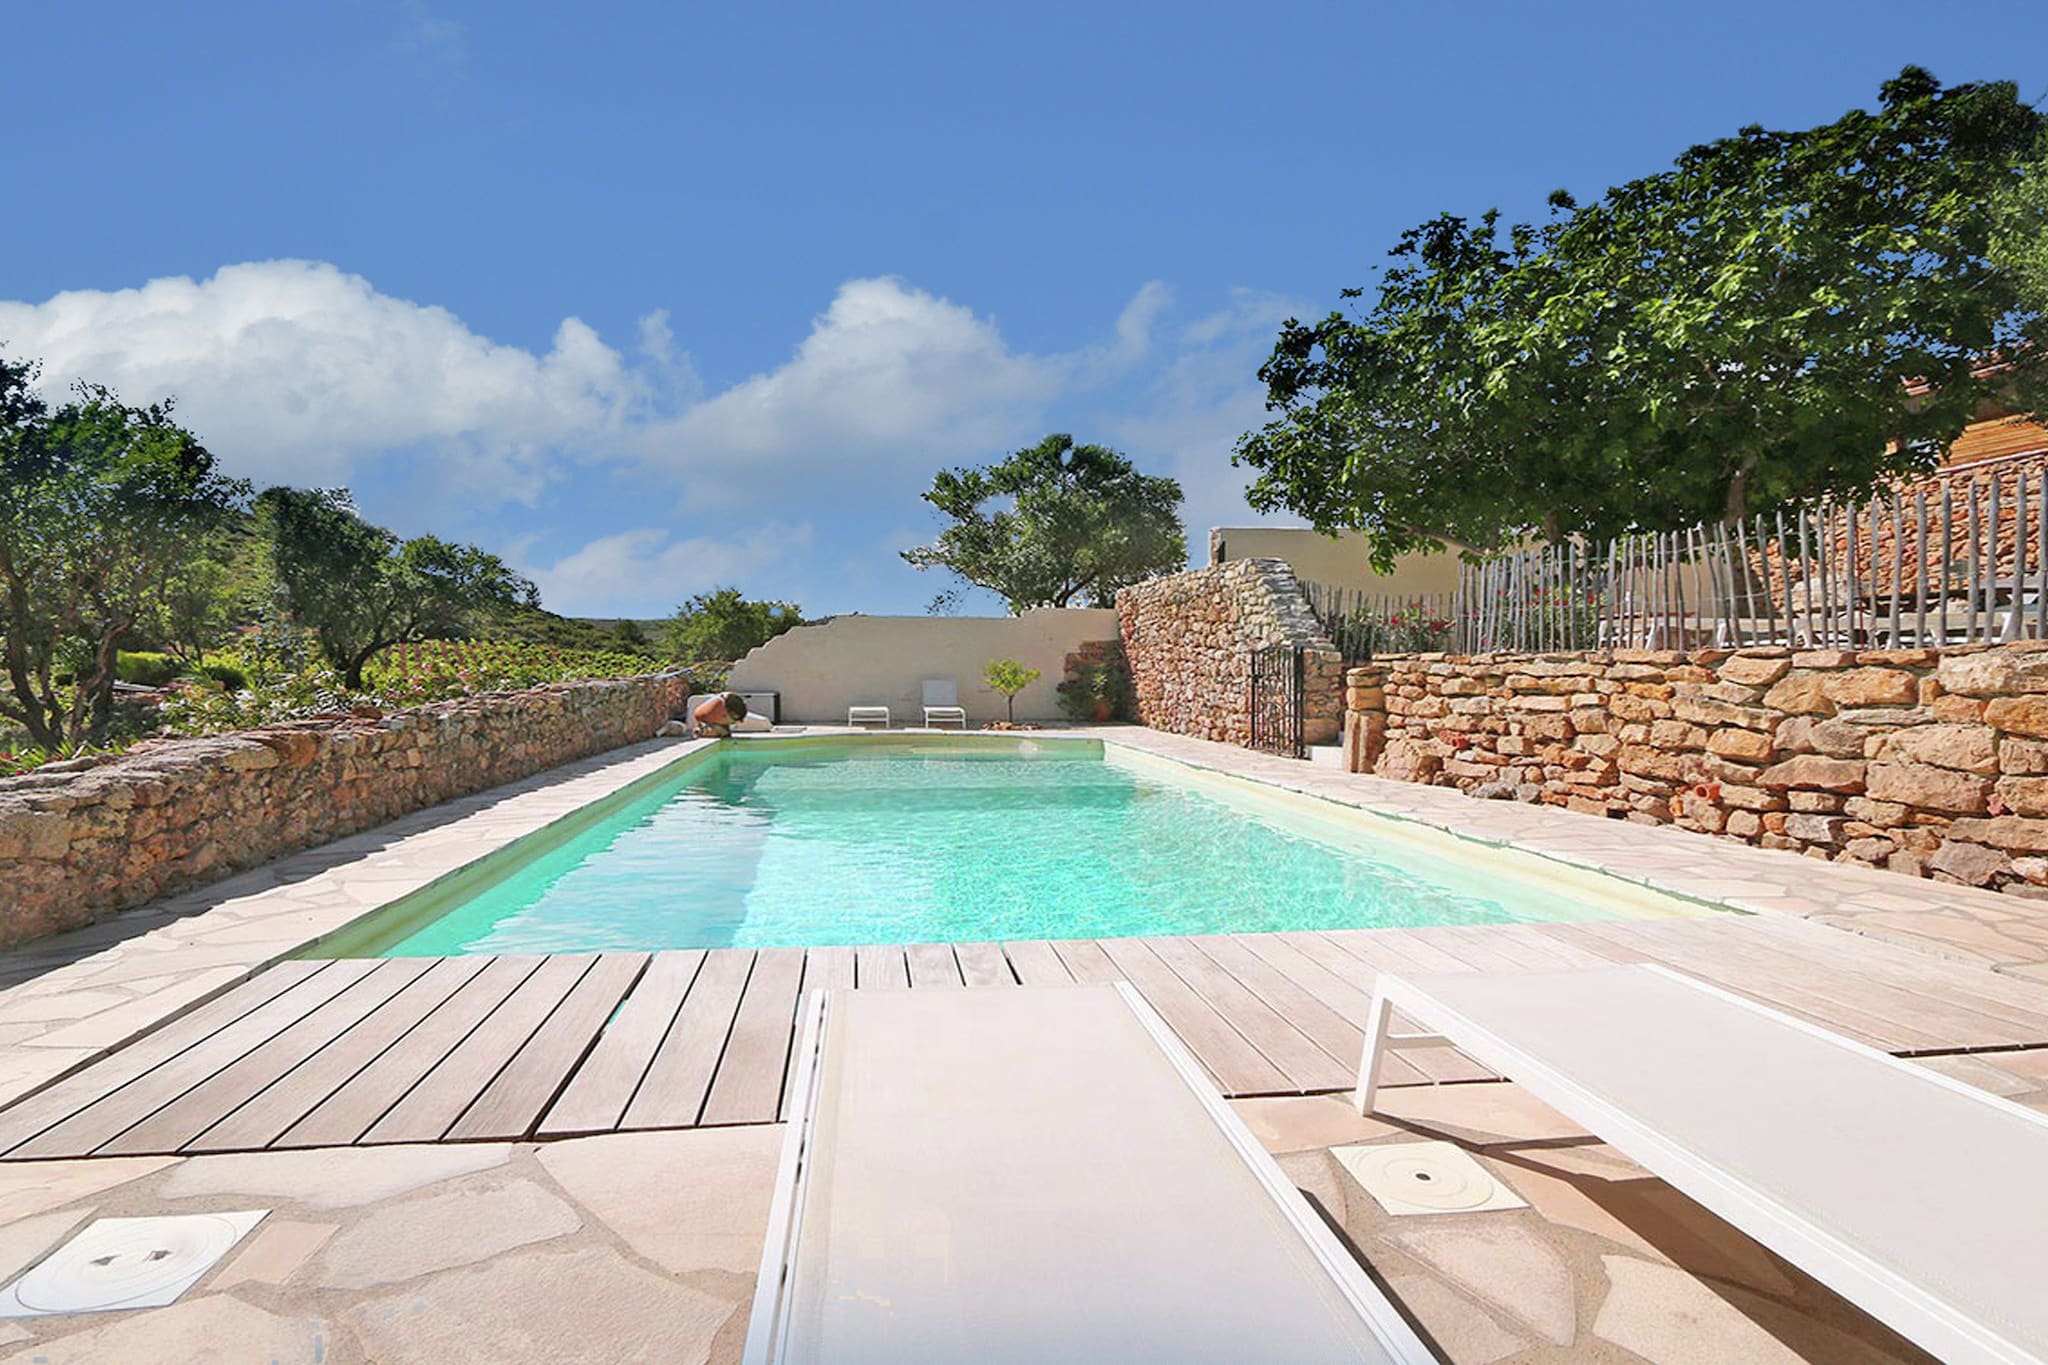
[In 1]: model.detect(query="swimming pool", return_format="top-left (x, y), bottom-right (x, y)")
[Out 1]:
top-left (317, 737), bottom-right (1695, 955)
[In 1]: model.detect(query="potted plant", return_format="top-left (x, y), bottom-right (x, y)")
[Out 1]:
top-left (1057, 661), bottom-right (1130, 723)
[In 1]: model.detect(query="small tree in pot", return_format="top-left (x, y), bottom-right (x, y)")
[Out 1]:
top-left (1057, 661), bottom-right (1132, 723)
top-left (983, 658), bottom-right (1040, 724)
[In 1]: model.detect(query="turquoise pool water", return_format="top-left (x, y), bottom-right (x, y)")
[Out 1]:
top-left (343, 740), bottom-right (1666, 956)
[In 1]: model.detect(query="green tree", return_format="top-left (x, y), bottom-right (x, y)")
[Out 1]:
top-left (663, 587), bottom-right (803, 661)
top-left (1237, 69), bottom-right (2043, 566)
top-left (982, 658), bottom-right (1040, 723)
top-left (256, 487), bottom-right (537, 689)
top-left (0, 360), bottom-right (251, 746)
top-left (1994, 134), bottom-right (2048, 414)
top-left (903, 434), bottom-right (1186, 611)
top-left (612, 618), bottom-right (651, 651)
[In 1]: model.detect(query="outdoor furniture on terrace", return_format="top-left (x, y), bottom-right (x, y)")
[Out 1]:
top-left (746, 985), bottom-right (1434, 1364)
top-left (1355, 964), bottom-right (2048, 1364)
top-left (920, 678), bottom-right (967, 729)
top-left (845, 705), bottom-right (889, 729)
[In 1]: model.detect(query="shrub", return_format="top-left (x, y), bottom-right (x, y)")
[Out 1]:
top-left (1057, 661), bottom-right (1133, 722)
top-left (199, 660), bottom-right (249, 690)
top-left (115, 651), bottom-right (183, 687)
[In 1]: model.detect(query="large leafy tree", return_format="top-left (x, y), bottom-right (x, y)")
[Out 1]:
top-left (663, 587), bottom-right (803, 662)
top-left (903, 433), bottom-right (1186, 611)
top-left (256, 487), bottom-right (537, 689)
top-left (1995, 135), bottom-right (2048, 413)
top-left (1238, 69), bottom-right (2043, 567)
top-left (0, 359), bottom-right (251, 746)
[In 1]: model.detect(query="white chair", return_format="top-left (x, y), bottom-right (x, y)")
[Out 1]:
top-left (846, 705), bottom-right (890, 729)
top-left (746, 985), bottom-right (1434, 1363)
top-left (921, 679), bottom-right (968, 729)
top-left (1355, 964), bottom-right (2048, 1363)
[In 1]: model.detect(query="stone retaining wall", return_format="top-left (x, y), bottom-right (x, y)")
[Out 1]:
top-left (1118, 558), bottom-right (1344, 746)
top-left (0, 673), bottom-right (693, 947)
top-left (1343, 643), bottom-right (2048, 894)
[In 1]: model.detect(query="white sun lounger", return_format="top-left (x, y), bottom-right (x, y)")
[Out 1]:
top-left (1355, 965), bottom-right (2048, 1364)
top-left (845, 705), bottom-right (889, 729)
top-left (745, 985), bottom-right (1434, 1364)
top-left (920, 678), bottom-right (967, 729)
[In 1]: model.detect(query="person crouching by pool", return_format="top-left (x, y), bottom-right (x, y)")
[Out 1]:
top-left (691, 691), bottom-right (749, 738)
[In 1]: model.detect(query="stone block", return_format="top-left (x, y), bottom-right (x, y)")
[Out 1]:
top-left (1995, 776), bottom-right (2048, 819)
top-left (1936, 644), bottom-right (2048, 697)
top-left (1873, 723), bottom-right (1997, 774)
top-left (1863, 761), bottom-right (1992, 814)
top-left (1755, 755), bottom-right (1865, 793)
top-left (1785, 790), bottom-right (1846, 813)
top-left (1820, 667), bottom-right (1918, 707)
top-left (1705, 727), bottom-right (1776, 763)
top-left (1948, 816), bottom-right (2048, 853)
top-left (1671, 695), bottom-right (1774, 730)
top-left (1716, 653), bottom-right (1792, 687)
top-left (2003, 738), bottom-right (2048, 775)
top-left (1986, 695), bottom-right (2048, 738)
top-left (1928, 840), bottom-right (2011, 886)
top-left (1762, 671), bottom-right (1834, 715)
top-left (1782, 813), bottom-right (1847, 844)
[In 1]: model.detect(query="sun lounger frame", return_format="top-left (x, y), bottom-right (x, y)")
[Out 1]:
top-left (1356, 963), bottom-right (2048, 1365)
top-left (746, 983), bottom-right (1436, 1364)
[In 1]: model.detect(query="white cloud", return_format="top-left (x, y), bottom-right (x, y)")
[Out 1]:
top-left (0, 259), bottom-right (666, 501)
top-left (526, 523), bottom-right (814, 617)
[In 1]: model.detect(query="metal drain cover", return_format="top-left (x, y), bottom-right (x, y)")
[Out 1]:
top-left (0, 1211), bottom-right (267, 1318)
top-left (1333, 1141), bottom-right (1526, 1216)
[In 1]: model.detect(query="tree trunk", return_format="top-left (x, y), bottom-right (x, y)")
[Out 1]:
top-left (1724, 455), bottom-right (1758, 524)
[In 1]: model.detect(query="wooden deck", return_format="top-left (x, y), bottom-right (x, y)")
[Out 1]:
top-left (5, 915), bottom-right (2048, 1161)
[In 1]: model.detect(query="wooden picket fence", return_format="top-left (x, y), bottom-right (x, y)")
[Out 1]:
top-left (1303, 450), bottom-right (2048, 657)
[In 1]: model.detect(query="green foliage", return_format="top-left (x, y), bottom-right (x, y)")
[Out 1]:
top-left (1056, 660), bottom-right (1134, 722)
top-left (362, 639), bottom-right (664, 705)
top-left (256, 487), bottom-right (539, 688)
top-left (157, 664), bottom-right (355, 736)
top-left (1238, 69), bottom-right (2044, 565)
top-left (903, 434), bottom-right (1187, 612)
top-left (0, 358), bottom-right (252, 747)
top-left (662, 587), bottom-right (803, 663)
top-left (981, 658), bottom-right (1041, 722)
top-left (115, 651), bottom-right (183, 687)
top-left (198, 659), bottom-right (248, 690)
top-left (612, 618), bottom-right (650, 649)
top-left (494, 607), bottom-right (664, 656)
top-left (1994, 134), bottom-right (2048, 414)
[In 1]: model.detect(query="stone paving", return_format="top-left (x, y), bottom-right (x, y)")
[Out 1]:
top-left (0, 1082), bottom-right (1939, 1363)
top-left (1102, 725), bottom-right (2048, 981)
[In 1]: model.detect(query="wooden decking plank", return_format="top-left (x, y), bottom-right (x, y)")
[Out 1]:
top-left (622, 949), bottom-right (756, 1129)
top-left (10, 961), bottom-right (379, 1160)
top-left (1189, 936), bottom-right (1365, 1072)
top-left (190, 957), bottom-right (493, 1152)
top-left (778, 947), bottom-right (858, 1119)
top-left (449, 954), bottom-right (650, 1140)
top-left (1444, 924), bottom-right (1592, 971)
top-left (1231, 936), bottom-right (1430, 1088)
top-left (539, 951), bottom-right (704, 1137)
top-left (854, 945), bottom-right (908, 989)
top-left (1572, 920), bottom-right (1907, 1050)
top-left (1534, 921), bottom-right (1656, 964)
top-left (1736, 918), bottom-right (2048, 1045)
top-left (1501, 923), bottom-right (1630, 968)
top-left (1002, 941), bottom-right (1074, 985)
top-left (276, 955), bottom-right (545, 1149)
top-left (1143, 937), bottom-right (1351, 1091)
top-left (1318, 929), bottom-right (1475, 979)
top-left (904, 943), bottom-right (963, 988)
top-left (1383, 927), bottom-right (1526, 974)
top-left (953, 942), bottom-right (1015, 987)
top-left (701, 949), bottom-right (808, 1126)
top-left (1273, 933), bottom-right (1492, 1084)
top-left (1050, 938), bottom-right (1123, 984)
top-left (1659, 920), bottom-right (1979, 1052)
top-left (0, 961), bottom-right (329, 1156)
top-left (1093, 938), bottom-right (1291, 1095)
top-left (100, 958), bottom-right (436, 1156)
top-left (364, 954), bottom-right (599, 1144)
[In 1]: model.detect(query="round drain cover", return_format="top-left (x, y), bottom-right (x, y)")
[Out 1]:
top-left (1364, 1148), bottom-right (1502, 1212)
top-left (13, 1215), bottom-right (248, 1315)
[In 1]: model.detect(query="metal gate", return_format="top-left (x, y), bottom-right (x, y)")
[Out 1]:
top-left (1247, 644), bottom-right (1305, 759)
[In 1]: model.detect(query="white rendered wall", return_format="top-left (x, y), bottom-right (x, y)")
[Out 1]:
top-left (727, 609), bottom-right (1121, 724)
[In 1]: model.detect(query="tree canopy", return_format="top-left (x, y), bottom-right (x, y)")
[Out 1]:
top-left (256, 486), bottom-right (537, 689)
top-left (663, 587), bottom-right (804, 662)
top-left (1236, 68), bottom-right (2044, 568)
top-left (903, 433), bottom-right (1186, 612)
top-left (0, 360), bottom-right (250, 746)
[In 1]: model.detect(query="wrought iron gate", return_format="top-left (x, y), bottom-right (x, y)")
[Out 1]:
top-left (1247, 643), bottom-right (1305, 759)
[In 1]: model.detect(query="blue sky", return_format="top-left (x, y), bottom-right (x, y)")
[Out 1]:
top-left (6, 2), bottom-right (2048, 618)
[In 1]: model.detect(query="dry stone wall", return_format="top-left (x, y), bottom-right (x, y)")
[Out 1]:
top-left (1344, 642), bottom-right (2048, 895)
top-left (0, 673), bottom-right (692, 948)
top-left (1118, 558), bottom-right (1344, 746)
